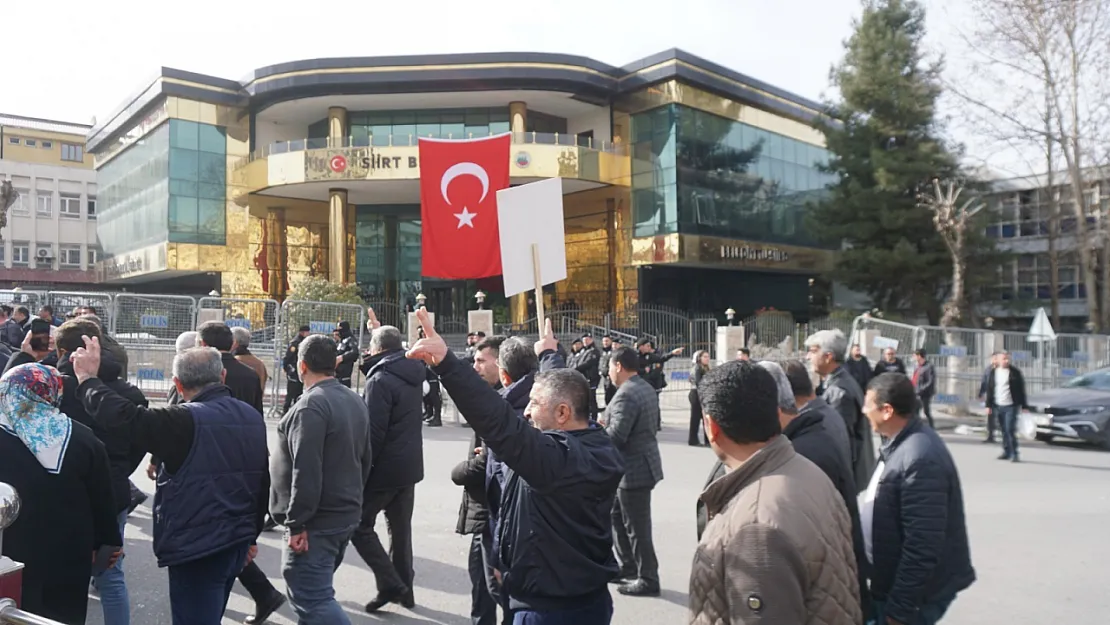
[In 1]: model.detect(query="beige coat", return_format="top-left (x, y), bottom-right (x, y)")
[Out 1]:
top-left (236, 352), bottom-right (268, 392)
top-left (691, 436), bottom-right (862, 625)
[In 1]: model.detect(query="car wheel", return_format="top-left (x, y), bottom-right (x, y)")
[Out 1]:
top-left (1035, 432), bottom-right (1055, 443)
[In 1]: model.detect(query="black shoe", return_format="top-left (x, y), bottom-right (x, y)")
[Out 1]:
top-left (424, 420), bottom-right (442, 427)
top-left (399, 590), bottom-right (415, 609)
top-left (244, 592), bottom-right (286, 624)
top-left (608, 570), bottom-right (637, 585)
top-left (617, 579), bottom-right (661, 597)
top-left (127, 485), bottom-right (147, 515)
top-left (982, 438), bottom-right (996, 444)
top-left (365, 586), bottom-right (409, 613)
top-left (997, 453), bottom-right (1011, 460)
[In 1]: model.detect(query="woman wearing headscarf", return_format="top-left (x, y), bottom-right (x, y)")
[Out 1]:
top-left (0, 363), bottom-right (121, 624)
top-left (688, 350), bottom-right (712, 446)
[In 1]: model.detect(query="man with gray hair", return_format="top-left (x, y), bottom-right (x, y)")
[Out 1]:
top-left (805, 329), bottom-right (875, 491)
top-left (71, 339), bottom-right (270, 623)
top-left (232, 326), bottom-right (268, 392)
top-left (353, 324), bottom-right (428, 613)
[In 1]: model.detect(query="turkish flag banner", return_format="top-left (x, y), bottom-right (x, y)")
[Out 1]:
top-left (418, 134), bottom-right (511, 279)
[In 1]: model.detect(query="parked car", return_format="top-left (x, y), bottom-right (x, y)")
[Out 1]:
top-left (1028, 368), bottom-right (1110, 447)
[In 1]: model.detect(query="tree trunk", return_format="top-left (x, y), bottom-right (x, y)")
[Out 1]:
top-left (1045, 94), bottom-right (1061, 328)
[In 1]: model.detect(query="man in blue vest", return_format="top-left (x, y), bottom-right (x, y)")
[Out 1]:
top-left (71, 337), bottom-right (270, 625)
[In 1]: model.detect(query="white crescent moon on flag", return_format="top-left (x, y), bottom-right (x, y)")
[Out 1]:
top-left (440, 162), bottom-right (490, 205)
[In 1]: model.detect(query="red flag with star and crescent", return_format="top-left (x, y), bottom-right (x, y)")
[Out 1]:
top-left (418, 134), bottom-right (511, 279)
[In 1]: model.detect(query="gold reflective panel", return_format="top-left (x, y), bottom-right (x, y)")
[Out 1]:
top-left (629, 233), bottom-right (835, 273)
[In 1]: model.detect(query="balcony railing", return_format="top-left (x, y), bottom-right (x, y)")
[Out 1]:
top-left (241, 131), bottom-right (628, 166)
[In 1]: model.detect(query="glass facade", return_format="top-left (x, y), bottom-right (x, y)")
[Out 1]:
top-left (96, 123), bottom-right (170, 255)
top-left (355, 206), bottom-right (423, 299)
top-left (630, 104), bottom-right (834, 245)
top-left (307, 108), bottom-right (567, 145)
top-left (168, 119), bottom-right (227, 245)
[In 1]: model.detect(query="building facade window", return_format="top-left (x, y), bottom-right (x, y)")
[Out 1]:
top-left (630, 104), bottom-right (833, 244)
top-left (61, 143), bottom-right (83, 162)
top-left (36, 193), bottom-right (52, 216)
top-left (168, 119), bottom-right (227, 245)
top-left (87, 197), bottom-right (97, 218)
top-left (60, 195), bottom-right (81, 218)
top-left (7, 137), bottom-right (18, 145)
top-left (87, 247), bottom-right (99, 267)
top-left (355, 206), bottom-right (423, 299)
top-left (60, 246), bottom-right (82, 267)
top-left (986, 252), bottom-right (1085, 302)
top-left (96, 122), bottom-right (170, 255)
top-left (24, 139), bottom-right (36, 148)
top-left (306, 108), bottom-right (525, 147)
top-left (11, 189), bottom-right (29, 215)
top-left (41, 141), bottom-right (52, 149)
top-left (11, 243), bottom-right (28, 265)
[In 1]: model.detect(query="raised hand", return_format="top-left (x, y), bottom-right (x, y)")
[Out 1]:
top-left (534, 318), bottom-right (558, 356)
top-left (405, 307), bottom-right (448, 366)
top-left (367, 307), bottom-right (381, 330)
top-left (671, 347), bottom-right (685, 356)
top-left (71, 335), bottom-right (102, 383)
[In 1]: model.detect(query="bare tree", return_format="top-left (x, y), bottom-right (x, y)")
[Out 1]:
top-left (0, 181), bottom-right (16, 235)
top-left (919, 179), bottom-right (985, 335)
top-left (946, 0), bottom-right (1110, 330)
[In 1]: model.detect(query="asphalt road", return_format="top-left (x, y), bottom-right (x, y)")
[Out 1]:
top-left (83, 408), bottom-right (1110, 625)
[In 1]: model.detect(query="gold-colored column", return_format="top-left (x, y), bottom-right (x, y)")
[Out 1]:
top-left (328, 107), bottom-right (348, 145)
top-left (264, 207), bottom-right (289, 300)
top-left (328, 189), bottom-right (349, 284)
top-left (509, 101), bottom-right (530, 325)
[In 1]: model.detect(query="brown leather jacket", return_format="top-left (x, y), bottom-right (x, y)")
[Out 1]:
top-left (691, 436), bottom-right (862, 625)
top-left (236, 351), bottom-right (269, 392)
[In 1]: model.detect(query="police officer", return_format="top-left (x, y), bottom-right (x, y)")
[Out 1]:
top-left (281, 325), bottom-right (311, 414)
top-left (636, 338), bottom-right (684, 430)
top-left (334, 320), bottom-right (360, 388)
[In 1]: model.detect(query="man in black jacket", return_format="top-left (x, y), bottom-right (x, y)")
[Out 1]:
top-left (983, 351), bottom-right (1029, 462)
top-left (599, 335), bottom-right (616, 407)
top-left (282, 325), bottom-right (311, 414)
top-left (196, 321), bottom-right (285, 623)
top-left (334, 321), bottom-right (359, 388)
top-left (862, 373), bottom-right (975, 624)
top-left (452, 334), bottom-right (506, 625)
top-left (844, 343), bottom-right (872, 391)
top-left (873, 347), bottom-right (907, 377)
top-left (573, 334), bottom-right (602, 420)
top-left (6, 319), bottom-right (148, 624)
top-left (353, 324), bottom-right (427, 613)
top-left (635, 338), bottom-right (683, 393)
top-left (409, 311), bottom-right (625, 624)
top-left (913, 349), bottom-right (937, 429)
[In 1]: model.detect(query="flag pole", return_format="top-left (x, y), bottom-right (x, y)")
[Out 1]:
top-left (531, 243), bottom-right (545, 334)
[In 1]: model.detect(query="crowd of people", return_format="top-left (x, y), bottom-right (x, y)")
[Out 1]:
top-left (0, 305), bottom-right (979, 625)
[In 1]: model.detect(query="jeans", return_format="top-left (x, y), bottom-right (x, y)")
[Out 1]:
top-left (996, 404), bottom-right (1019, 458)
top-left (94, 510), bottom-right (130, 625)
top-left (869, 595), bottom-right (955, 625)
top-left (918, 395), bottom-right (934, 429)
top-left (511, 591), bottom-right (612, 624)
top-left (167, 542), bottom-right (250, 625)
top-left (282, 525), bottom-right (356, 625)
top-left (468, 534), bottom-right (498, 625)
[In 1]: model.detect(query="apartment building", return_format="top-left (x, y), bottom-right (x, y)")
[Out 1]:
top-left (0, 113), bottom-right (99, 288)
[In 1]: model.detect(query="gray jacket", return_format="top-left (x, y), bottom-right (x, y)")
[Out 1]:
top-left (603, 375), bottom-right (663, 490)
top-left (270, 377), bottom-right (372, 533)
top-left (822, 365), bottom-right (876, 493)
top-left (914, 361), bottom-right (936, 398)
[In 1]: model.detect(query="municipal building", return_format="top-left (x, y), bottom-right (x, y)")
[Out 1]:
top-left (88, 50), bottom-right (835, 323)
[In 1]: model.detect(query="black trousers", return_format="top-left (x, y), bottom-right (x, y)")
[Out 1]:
top-left (352, 486), bottom-right (416, 597)
top-left (468, 533), bottom-right (498, 625)
top-left (238, 559), bottom-right (279, 604)
top-left (918, 394), bottom-right (935, 429)
top-left (688, 389), bottom-right (704, 446)
top-left (603, 381), bottom-right (616, 407)
top-left (283, 380), bottom-right (303, 414)
top-left (588, 386), bottom-right (599, 421)
top-left (20, 568), bottom-right (88, 625)
top-left (611, 487), bottom-right (659, 584)
top-left (424, 385), bottom-right (442, 422)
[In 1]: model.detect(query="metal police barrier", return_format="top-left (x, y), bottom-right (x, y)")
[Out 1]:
top-left (43, 291), bottom-right (115, 329)
top-left (848, 315), bottom-right (926, 364)
top-left (0, 599), bottom-right (66, 625)
top-left (0, 290), bottom-right (42, 315)
top-left (112, 294), bottom-right (198, 401)
top-left (198, 297), bottom-right (281, 397)
top-left (275, 300), bottom-right (365, 414)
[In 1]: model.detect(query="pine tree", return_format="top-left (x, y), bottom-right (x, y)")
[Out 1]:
top-left (811, 0), bottom-right (959, 323)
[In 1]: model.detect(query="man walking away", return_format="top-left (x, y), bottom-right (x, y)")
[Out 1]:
top-left (984, 351), bottom-right (1028, 462)
top-left (805, 329), bottom-right (875, 492)
top-left (913, 348), bottom-right (936, 428)
top-left (72, 342), bottom-right (269, 625)
top-left (978, 352), bottom-right (1000, 443)
top-left (603, 346), bottom-right (662, 597)
top-left (599, 335), bottom-right (616, 407)
top-left (862, 373), bottom-right (976, 623)
top-left (283, 326), bottom-right (311, 414)
top-left (408, 312), bottom-right (625, 624)
top-left (574, 334), bottom-right (602, 420)
top-left (232, 327), bottom-right (269, 392)
top-left (423, 365), bottom-right (443, 427)
top-left (691, 360), bottom-right (861, 624)
top-left (271, 335), bottom-right (372, 624)
top-left (334, 321), bottom-right (359, 388)
top-left (452, 335), bottom-right (506, 625)
top-left (844, 343), bottom-right (872, 391)
top-left (354, 325), bottom-right (427, 613)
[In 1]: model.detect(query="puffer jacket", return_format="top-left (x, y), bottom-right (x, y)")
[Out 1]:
top-left (363, 349), bottom-right (427, 491)
top-left (870, 417), bottom-right (975, 624)
top-left (692, 436), bottom-right (862, 625)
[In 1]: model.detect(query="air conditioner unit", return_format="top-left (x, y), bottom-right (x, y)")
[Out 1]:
top-left (36, 248), bottom-right (53, 260)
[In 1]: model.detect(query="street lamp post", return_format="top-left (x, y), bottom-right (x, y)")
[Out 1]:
top-left (725, 307), bottom-right (736, 327)
top-left (475, 290), bottom-right (486, 310)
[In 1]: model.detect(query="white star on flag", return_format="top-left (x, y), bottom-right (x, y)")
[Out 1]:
top-left (454, 206), bottom-right (477, 229)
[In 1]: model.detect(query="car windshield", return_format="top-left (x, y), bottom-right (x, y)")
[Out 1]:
top-left (1064, 369), bottom-right (1110, 391)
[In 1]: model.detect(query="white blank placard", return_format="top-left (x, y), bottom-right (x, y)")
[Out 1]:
top-left (496, 178), bottom-right (567, 297)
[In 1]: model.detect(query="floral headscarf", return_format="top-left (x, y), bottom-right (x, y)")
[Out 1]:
top-left (0, 363), bottom-right (71, 474)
